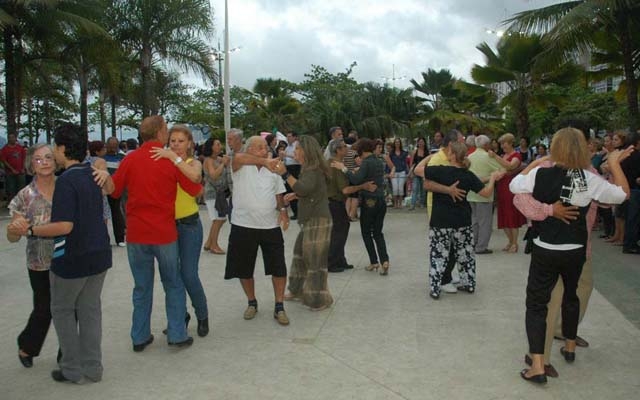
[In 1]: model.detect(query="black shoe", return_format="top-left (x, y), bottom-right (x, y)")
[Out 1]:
top-left (429, 291), bottom-right (440, 300)
top-left (622, 247), bottom-right (640, 254)
top-left (133, 335), bottom-right (154, 352)
top-left (162, 312), bottom-right (191, 335)
top-left (328, 266), bottom-right (345, 273)
top-left (524, 354), bottom-right (559, 378)
top-left (18, 352), bottom-right (33, 368)
top-left (520, 369), bottom-right (547, 384)
top-left (560, 347), bottom-right (575, 363)
top-left (475, 249), bottom-right (493, 254)
top-left (51, 369), bottom-right (71, 383)
top-left (197, 318), bottom-right (209, 337)
top-left (457, 285), bottom-right (475, 294)
top-left (168, 336), bottom-right (194, 348)
top-left (343, 264), bottom-right (354, 270)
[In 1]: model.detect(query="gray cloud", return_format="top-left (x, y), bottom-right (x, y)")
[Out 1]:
top-left (196, 0), bottom-right (559, 90)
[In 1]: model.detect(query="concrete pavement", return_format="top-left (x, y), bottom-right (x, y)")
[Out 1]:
top-left (0, 207), bottom-right (639, 400)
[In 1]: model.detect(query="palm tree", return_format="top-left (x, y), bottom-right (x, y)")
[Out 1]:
top-left (107, 0), bottom-right (216, 117)
top-left (505, 0), bottom-right (640, 133)
top-left (0, 0), bottom-right (104, 136)
top-left (358, 83), bottom-right (417, 138)
top-left (410, 68), bottom-right (457, 112)
top-left (249, 78), bottom-right (301, 131)
top-left (471, 34), bottom-right (581, 137)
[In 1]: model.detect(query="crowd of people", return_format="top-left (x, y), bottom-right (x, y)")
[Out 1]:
top-left (3, 117), bottom-right (639, 387)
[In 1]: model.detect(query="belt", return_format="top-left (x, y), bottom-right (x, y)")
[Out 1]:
top-left (176, 212), bottom-right (199, 225)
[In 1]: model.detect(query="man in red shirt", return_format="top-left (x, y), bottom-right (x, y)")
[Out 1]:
top-left (107, 115), bottom-right (202, 351)
top-left (1, 132), bottom-right (27, 201)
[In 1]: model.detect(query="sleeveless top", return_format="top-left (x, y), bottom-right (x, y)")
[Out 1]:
top-left (175, 158), bottom-right (199, 219)
top-left (412, 150), bottom-right (427, 171)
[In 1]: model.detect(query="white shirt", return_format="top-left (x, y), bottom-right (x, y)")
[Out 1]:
top-left (284, 141), bottom-right (299, 166)
top-left (509, 167), bottom-right (626, 206)
top-left (510, 167), bottom-right (626, 250)
top-left (231, 165), bottom-right (286, 229)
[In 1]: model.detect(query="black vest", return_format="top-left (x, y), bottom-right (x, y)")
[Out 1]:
top-left (532, 166), bottom-right (589, 246)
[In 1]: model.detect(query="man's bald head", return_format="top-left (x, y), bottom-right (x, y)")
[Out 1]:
top-left (245, 136), bottom-right (268, 158)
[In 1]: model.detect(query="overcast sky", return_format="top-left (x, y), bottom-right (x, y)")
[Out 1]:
top-left (197, 0), bottom-right (560, 91)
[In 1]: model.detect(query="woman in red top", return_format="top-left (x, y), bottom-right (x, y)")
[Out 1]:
top-left (492, 133), bottom-right (526, 252)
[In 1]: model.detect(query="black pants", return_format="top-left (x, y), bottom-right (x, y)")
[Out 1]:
top-left (18, 269), bottom-right (52, 357)
top-left (598, 207), bottom-right (614, 237)
top-left (107, 195), bottom-right (126, 243)
top-left (440, 244), bottom-right (456, 285)
top-left (359, 196), bottom-right (389, 264)
top-left (328, 200), bottom-right (350, 269)
top-left (526, 244), bottom-right (585, 354)
top-left (286, 165), bottom-right (301, 217)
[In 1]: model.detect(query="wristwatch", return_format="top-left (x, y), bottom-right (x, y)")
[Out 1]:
top-left (279, 207), bottom-right (288, 212)
top-left (174, 157), bottom-right (183, 165)
top-left (27, 226), bottom-right (34, 238)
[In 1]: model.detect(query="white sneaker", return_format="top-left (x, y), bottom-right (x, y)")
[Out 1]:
top-left (117, 242), bottom-right (126, 247)
top-left (441, 283), bottom-right (458, 293)
top-left (451, 277), bottom-right (460, 285)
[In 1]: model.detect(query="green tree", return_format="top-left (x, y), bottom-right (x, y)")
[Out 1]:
top-left (1, 0), bottom-right (103, 136)
top-left (249, 78), bottom-right (301, 131)
top-left (107, 0), bottom-right (216, 117)
top-left (471, 34), bottom-right (581, 137)
top-left (506, 0), bottom-right (640, 133)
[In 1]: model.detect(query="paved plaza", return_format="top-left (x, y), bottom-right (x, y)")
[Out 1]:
top-left (1, 208), bottom-right (639, 400)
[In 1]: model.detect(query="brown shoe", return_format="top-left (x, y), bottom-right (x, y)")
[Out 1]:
top-left (243, 305), bottom-right (257, 320)
top-left (524, 354), bottom-right (559, 378)
top-left (273, 310), bottom-right (289, 325)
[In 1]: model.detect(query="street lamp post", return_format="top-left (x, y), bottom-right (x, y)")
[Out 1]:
top-left (223, 0), bottom-right (230, 133)
top-left (381, 64), bottom-right (406, 88)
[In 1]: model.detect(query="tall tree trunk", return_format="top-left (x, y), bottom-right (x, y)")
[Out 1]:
top-left (515, 90), bottom-right (529, 137)
top-left (27, 96), bottom-right (33, 145)
top-left (618, 13), bottom-right (639, 136)
top-left (110, 95), bottom-right (117, 137)
top-left (141, 45), bottom-right (153, 118)
top-left (79, 60), bottom-right (89, 137)
top-left (99, 90), bottom-right (107, 142)
top-left (3, 28), bottom-right (19, 136)
top-left (44, 99), bottom-right (52, 144)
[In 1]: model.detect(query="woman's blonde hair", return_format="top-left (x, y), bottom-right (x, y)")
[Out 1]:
top-left (613, 130), bottom-right (627, 148)
top-left (498, 133), bottom-right (515, 146)
top-left (169, 124), bottom-right (194, 158)
top-left (449, 142), bottom-right (470, 169)
top-left (550, 127), bottom-right (591, 169)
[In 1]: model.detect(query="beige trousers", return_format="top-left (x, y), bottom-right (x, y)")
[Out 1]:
top-left (542, 258), bottom-right (593, 364)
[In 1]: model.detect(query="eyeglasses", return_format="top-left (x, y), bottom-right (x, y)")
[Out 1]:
top-left (33, 155), bottom-right (54, 165)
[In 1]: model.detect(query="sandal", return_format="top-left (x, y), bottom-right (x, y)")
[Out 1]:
top-left (211, 248), bottom-right (226, 255)
top-left (284, 292), bottom-right (301, 302)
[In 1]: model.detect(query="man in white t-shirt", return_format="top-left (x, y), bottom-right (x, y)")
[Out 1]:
top-left (224, 136), bottom-right (291, 325)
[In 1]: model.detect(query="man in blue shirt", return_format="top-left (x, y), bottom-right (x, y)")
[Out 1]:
top-left (14, 123), bottom-right (112, 384)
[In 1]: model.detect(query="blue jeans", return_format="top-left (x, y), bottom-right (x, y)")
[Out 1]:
top-left (127, 242), bottom-right (188, 344)
top-left (177, 216), bottom-right (208, 320)
top-left (623, 189), bottom-right (640, 249)
top-left (411, 175), bottom-right (425, 207)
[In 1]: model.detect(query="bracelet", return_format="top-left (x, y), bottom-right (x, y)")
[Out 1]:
top-left (279, 207), bottom-right (288, 212)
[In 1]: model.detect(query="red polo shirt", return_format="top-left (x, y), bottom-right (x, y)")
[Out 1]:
top-left (0, 143), bottom-right (26, 174)
top-left (111, 141), bottom-right (202, 244)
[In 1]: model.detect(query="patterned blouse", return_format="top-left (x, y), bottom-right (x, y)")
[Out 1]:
top-left (8, 178), bottom-right (55, 271)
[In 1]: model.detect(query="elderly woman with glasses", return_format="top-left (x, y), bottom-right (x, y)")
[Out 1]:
top-left (7, 144), bottom-right (58, 368)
